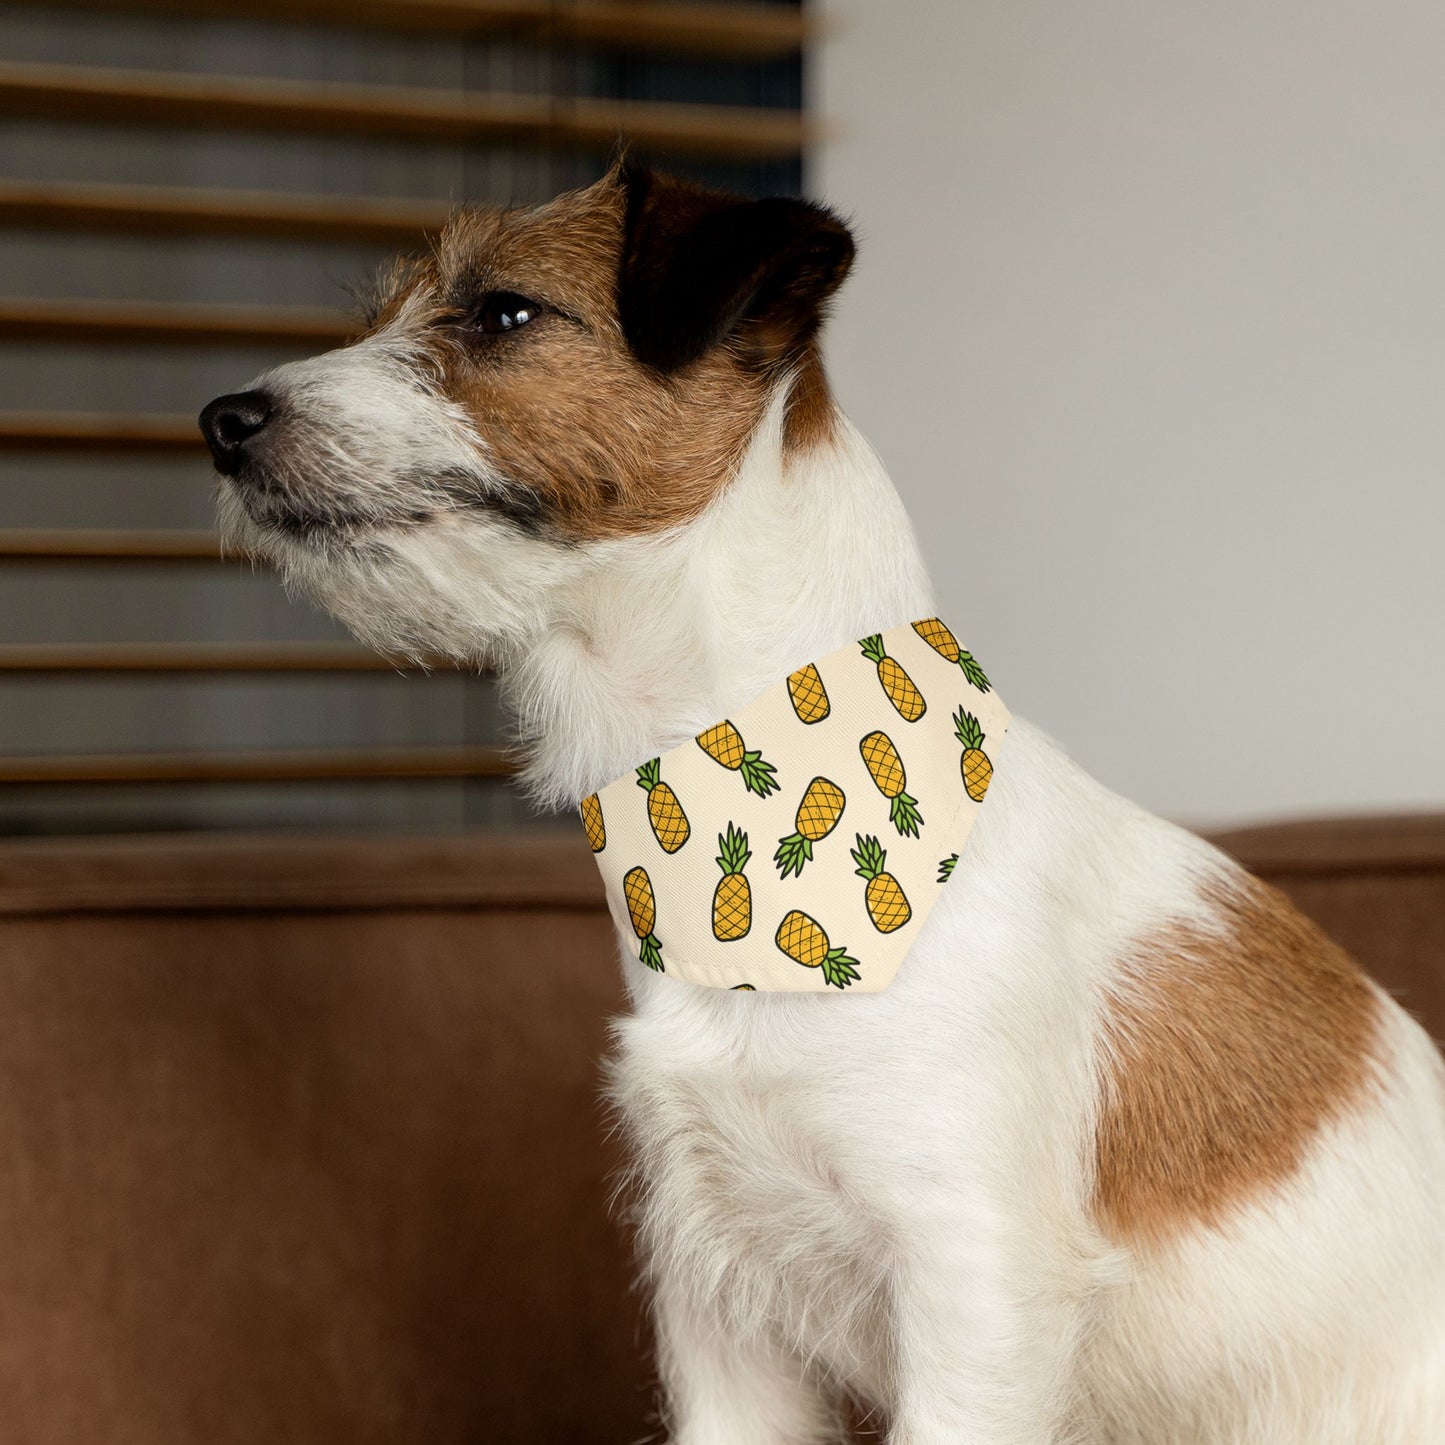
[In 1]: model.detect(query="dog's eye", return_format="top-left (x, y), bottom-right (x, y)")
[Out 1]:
top-left (471, 291), bottom-right (543, 335)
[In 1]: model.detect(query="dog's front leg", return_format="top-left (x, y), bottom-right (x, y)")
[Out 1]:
top-left (885, 1205), bottom-right (1090, 1445)
top-left (654, 1276), bottom-right (841, 1445)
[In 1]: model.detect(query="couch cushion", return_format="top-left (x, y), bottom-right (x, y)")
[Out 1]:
top-left (0, 831), bottom-right (645, 1445)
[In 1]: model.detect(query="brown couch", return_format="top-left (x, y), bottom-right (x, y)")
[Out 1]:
top-left (0, 816), bottom-right (1440, 1443)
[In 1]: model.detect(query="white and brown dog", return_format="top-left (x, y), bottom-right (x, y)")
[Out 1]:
top-left (201, 164), bottom-right (1445, 1444)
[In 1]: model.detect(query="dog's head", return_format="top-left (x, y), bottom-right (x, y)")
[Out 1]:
top-left (200, 163), bottom-right (854, 661)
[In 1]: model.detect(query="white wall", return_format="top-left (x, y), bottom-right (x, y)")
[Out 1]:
top-left (812, 0), bottom-right (1445, 827)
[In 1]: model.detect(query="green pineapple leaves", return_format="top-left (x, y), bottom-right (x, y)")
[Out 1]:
top-left (820, 947), bottom-right (861, 990)
top-left (716, 823), bottom-right (752, 876)
top-left (958, 651), bottom-right (990, 692)
top-left (850, 833), bottom-right (888, 881)
top-left (953, 708), bottom-right (984, 750)
top-left (858, 634), bottom-right (886, 665)
top-left (739, 749), bottom-right (779, 798)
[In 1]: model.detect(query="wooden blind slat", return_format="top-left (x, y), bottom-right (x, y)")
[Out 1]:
top-left (0, 643), bottom-right (422, 673)
top-left (0, 180), bottom-right (448, 245)
top-left (546, 0), bottom-right (811, 58)
top-left (0, 62), bottom-right (813, 161)
top-left (0, 529), bottom-right (221, 561)
top-left (0, 413), bottom-right (203, 452)
top-left (29, 0), bottom-right (811, 59)
top-left (0, 745), bottom-right (513, 784)
top-left (0, 297), bottom-right (353, 349)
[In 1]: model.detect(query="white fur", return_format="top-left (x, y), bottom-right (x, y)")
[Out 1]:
top-left (221, 348), bottom-right (1445, 1443)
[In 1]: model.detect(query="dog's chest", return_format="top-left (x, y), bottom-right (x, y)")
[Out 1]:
top-left (613, 1007), bottom-right (894, 1389)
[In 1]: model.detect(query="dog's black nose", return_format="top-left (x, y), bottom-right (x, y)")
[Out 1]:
top-left (199, 390), bottom-right (273, 475)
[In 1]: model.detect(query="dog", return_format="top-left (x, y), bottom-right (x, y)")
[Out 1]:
top-left (200, 162), bottom-right (1445, 1443)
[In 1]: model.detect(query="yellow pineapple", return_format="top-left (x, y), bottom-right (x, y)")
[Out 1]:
top-left (696, 720), bottom-right (779, 797)
top-left (859, 730), bottom-right (924, 838)
top-left (859, 634), bottom-right (926, 721)
top-left (775, 910), bottom-right (860, 989)
top-left (774, 776), bottom-right (846, 878)
top-left (787, 663), bottom-right (830, 724)
top-left (580, 793), bottom-right (605, 853)
top-left (849, 834), bottom-right (912, 933)
top-left (911, 618), bottom-right (990, 692)
top-left (712, 824), bottom-right (753, 941)
top-left (953, 708), bottom-right (994, 803)
top-left (636, 758), bottom-right (689, 853)
top-left (623, 865), bottom-right (663, 971)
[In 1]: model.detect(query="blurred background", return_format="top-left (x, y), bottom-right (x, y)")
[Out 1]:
top-left (0, 5), bottom-right (1441, 1443)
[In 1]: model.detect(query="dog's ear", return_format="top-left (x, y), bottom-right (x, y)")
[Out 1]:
top-left (616, 162), bottom-right (855, 374)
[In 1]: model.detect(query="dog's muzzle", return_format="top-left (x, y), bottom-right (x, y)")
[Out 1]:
top-left (199, 390), bottom-right (274, 477)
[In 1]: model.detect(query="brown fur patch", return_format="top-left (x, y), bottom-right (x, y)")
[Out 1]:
top-left (782, 344), bottom-right (840, 457)
top-left (1094, 873), bottom-right (1382, 1246)
top-left (367, 175), bottom-right (806, 541)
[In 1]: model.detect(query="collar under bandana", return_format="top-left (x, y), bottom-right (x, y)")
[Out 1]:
top-left (579, 619), bottom-right (1009, 993)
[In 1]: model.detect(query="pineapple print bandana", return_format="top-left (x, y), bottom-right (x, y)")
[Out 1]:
top-left (581, 619), bottom-right (1009, 994)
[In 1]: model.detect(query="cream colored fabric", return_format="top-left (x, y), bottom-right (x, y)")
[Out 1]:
top-left (581, 620), bottom-right (1010, 993)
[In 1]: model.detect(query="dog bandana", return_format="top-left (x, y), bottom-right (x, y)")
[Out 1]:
top-left (580, 619), bottom-right (1009, 993)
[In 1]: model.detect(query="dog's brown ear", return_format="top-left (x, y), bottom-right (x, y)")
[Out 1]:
top-left (617, 162), bottom-right (855, 374)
